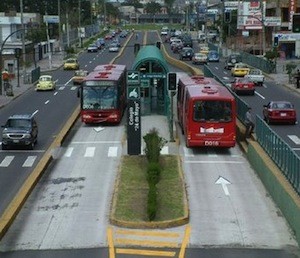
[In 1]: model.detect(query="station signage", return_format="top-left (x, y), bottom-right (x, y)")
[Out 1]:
top-left (127, 100), bottom-right (141, 155)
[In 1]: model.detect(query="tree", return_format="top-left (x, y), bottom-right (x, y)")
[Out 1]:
top-left (145, 1), bottom-right (161, 15)
top-left (164, 0), bottom-right (176, 14)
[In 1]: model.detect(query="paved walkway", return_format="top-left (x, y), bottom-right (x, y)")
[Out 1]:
top-left (0, 52), bottom-right (64, 109)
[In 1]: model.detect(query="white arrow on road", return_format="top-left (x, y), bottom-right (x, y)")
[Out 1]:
top-left (215, 176), bottom-right (231, 196)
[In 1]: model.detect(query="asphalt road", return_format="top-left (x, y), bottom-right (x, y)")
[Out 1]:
top-left (0, 31), bottom-right (299, 258)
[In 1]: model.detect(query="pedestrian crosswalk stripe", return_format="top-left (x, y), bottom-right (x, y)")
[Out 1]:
top-left (0, 156), bottom-right (14, 167)
top-left (108, 146), bottom-right (118, 157)
top-left (64, 147), bottom-right (74, 157)
top-left (161, 146), bottom-right (169, 155)
top-left (84, 147), bottom-right (95, 157)
top-left (22, 156), bottom-right (37, 167)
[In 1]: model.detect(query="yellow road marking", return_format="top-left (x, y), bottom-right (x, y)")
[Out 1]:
top-left (115, 238), bottom-right (179, 248)
top-left (107, 227), bottom-right (115, 258)
top-left (116, 229), bottom-right (180, 238)
top-left (179, 224), bottom-right (191, 258)
top-left (116, 248), bottom-right (176, 257)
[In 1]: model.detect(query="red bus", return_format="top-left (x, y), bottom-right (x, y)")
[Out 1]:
top-left (177, 75), bottom-right (220, 129)
top-left (78, 64), bottom-right (127, 124)
top-left (177, 76), bottom-right (236, 148)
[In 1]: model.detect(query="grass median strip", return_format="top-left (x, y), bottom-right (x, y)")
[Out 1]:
top-left (112, 155), bottom-right (186, 223)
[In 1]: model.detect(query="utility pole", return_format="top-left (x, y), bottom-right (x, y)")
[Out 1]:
top-left (20, 0), bottom-right (26, 84)
top-left (58, 0), bottom-right (62, 52)
top-left (261, 0), bottom-right (266, 56)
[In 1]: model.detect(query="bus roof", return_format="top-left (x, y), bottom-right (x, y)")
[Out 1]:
top-left (179, 75), bottom-right (219, 86)
top-left (186, 84), bottom-right (235, 101)
top-left (93, 64), bottom-right (126, 72)
top-left (84, 65), bottom-right (126, 82)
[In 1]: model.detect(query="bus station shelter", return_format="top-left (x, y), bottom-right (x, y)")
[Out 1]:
top-left (132, 45), bottom-right (169, 115)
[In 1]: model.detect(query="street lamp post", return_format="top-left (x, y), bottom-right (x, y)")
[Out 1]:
top-left (20, 0), bottom-right (26, 85)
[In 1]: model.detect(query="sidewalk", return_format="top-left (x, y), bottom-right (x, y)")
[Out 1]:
top-left (0, 52), bottom-right (64, 109)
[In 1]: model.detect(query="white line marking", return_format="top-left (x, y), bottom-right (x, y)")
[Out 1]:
top-left (94, 127), bottom-right (105, 132)
top-left (45, 100), bottom-right (50, 104)
top-left (70, 86), bottom-right (77, 90)
top-left (183, 147), bottom-right (194, 157)
top-left (255, 91), bottom-right (265, 99)
top-left (59, 86), bottom-right (65, 90)
top-left (72, 141), bottom-right (121, 144)
top-left (54, 92), bottom-right (58, 96)
top-left (288, 135), bottom-right (300, 144)
top-left (223, 76), bottom-right (230, 80)
top-left (207, 150), bottom-right (217, 157)
top-left (184, 160), bottom-right (243, 164)
top-left (108, 146), bottom-right (118, 157)
top-left (160, 146), bottom-right (169, 155)
top-left (32, 110), bottom-right (39, 116)
top-left (292, 148), bottom-right (300, 150)
top-left (84, 147), bottom-right (95, 157)
top-left (65, 78), bottom-right (73, 85)
top-left (0, 156), bottom-right (14, 167)
top-left (22, 156), bottom-right (37, 167)
top-left (64, 147), bottom-right (74, 157)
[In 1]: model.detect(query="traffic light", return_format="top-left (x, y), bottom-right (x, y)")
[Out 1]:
top-left (168, 73), bottom-right (177, 91)
top-left (292, 14), bottom-right (300, 33)
top-left (273, 36), bottom-right (279, 47)
top-left (15, 48), bottom-right (22, 58)
top-left (224, 10), bottom-right (231, 23)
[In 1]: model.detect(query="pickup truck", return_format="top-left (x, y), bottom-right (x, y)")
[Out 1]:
top-left (245, 68), bottom-right (265, 86)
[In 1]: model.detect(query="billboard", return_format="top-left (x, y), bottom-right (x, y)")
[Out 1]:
top-left (237, 1), bottom-right (266, 30)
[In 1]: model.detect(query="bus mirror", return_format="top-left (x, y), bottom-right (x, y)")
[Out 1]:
top-left (168, 73), bottom-right (177, 91)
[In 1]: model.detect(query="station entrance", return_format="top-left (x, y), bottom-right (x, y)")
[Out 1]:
top-left (132, 46), bottom-right (169, 115)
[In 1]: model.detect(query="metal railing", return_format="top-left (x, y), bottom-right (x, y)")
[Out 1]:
top-left (256, 116), bottom-right (300, 194)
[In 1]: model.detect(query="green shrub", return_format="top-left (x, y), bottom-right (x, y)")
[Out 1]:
top-left (147, 162), bottom-right (161, 185)
top-left (147, 183), bottom-right (157, 221)
top-left (143, 128), bottom-right (167, 163)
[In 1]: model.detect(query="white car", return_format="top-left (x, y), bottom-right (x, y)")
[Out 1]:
top-left (109, 43), bottom-right (119, 52)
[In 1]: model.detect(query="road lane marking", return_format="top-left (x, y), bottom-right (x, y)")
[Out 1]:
top-left (72, 141), bottom-right (121, 144)
top-left (64, 147), bottom-right (74, 157)
top-left (116, 249), bottom-right (176, 256)
top-left (59, 86), bottom-right (65, 90)
top-left (183, 147), bottom-right (194, 157)
top-left (22, 156), bottom-right (37, 167)
top-left (288, 135), bottom-right (300, 144)
top-left (160, 146), bottom-right (169, 154)
top-left (70, 86), bottom-right (77, 90)
top-left (184, 160), bottom-right (243, 164)
top-left (108, 146), bottom-right (118, 157)
top-left (65, 78), bottom-right (73, 85)
top-left (255, 91), bottom-right (265, 99)
top-left (84, 147), bottom-right (95, 157)
top-left (0, 156), bottom-right (14, 167)
top-left (45, 100), bottom-right (50, 104)
top-left (54, 92), bottom-right (58, 96)
top-left (179, 224), bottom-right (191, 258)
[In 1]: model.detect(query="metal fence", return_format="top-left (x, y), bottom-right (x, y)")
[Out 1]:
top-left (256, 116), bottom-right (300, 195)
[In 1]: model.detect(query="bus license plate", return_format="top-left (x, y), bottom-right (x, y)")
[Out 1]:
top-left (204, 141), bottom-right (219, 146)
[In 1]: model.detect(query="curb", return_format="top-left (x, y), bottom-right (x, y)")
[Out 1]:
top-left (0, 106), bottom-right (80, 240)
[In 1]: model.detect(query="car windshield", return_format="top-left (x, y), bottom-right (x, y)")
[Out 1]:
top-left (40, 76), bottom-right (51, 82)
top-left (7, 119), bottom-right (31, 128)
top-left (66, 59), bottom-right (76, 63)
top-left (249, 69), bottom-right (261, 75)
top-left (193, 101), bottom-right (232, 122)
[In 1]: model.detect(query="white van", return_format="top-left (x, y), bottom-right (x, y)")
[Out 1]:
top-left (198, 31), bottom-right (206, 43)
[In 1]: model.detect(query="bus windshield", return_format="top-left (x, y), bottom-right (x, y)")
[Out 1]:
top-left (82, 86), bottom-right (117, 110)
top-left (193, 100), bottom-right (232, 122)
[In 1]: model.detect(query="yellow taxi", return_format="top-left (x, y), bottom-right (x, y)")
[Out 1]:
top-left (63, 58), bottom-right (79, 70)
top-left (231, 62), bottom-right (250, 77)
top-left (36, 75), bottom-right (56, 91)
top-left (199, 46), bottom-right (209, 55)
top-left (73, 70), bottom-right (89, 85)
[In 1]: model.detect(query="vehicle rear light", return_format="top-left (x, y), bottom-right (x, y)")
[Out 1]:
top-left (83, 114), bottom-right (92, 119)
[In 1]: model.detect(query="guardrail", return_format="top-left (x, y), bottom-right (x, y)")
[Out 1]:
top-left (256, 116), bottom-right (300, 195)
